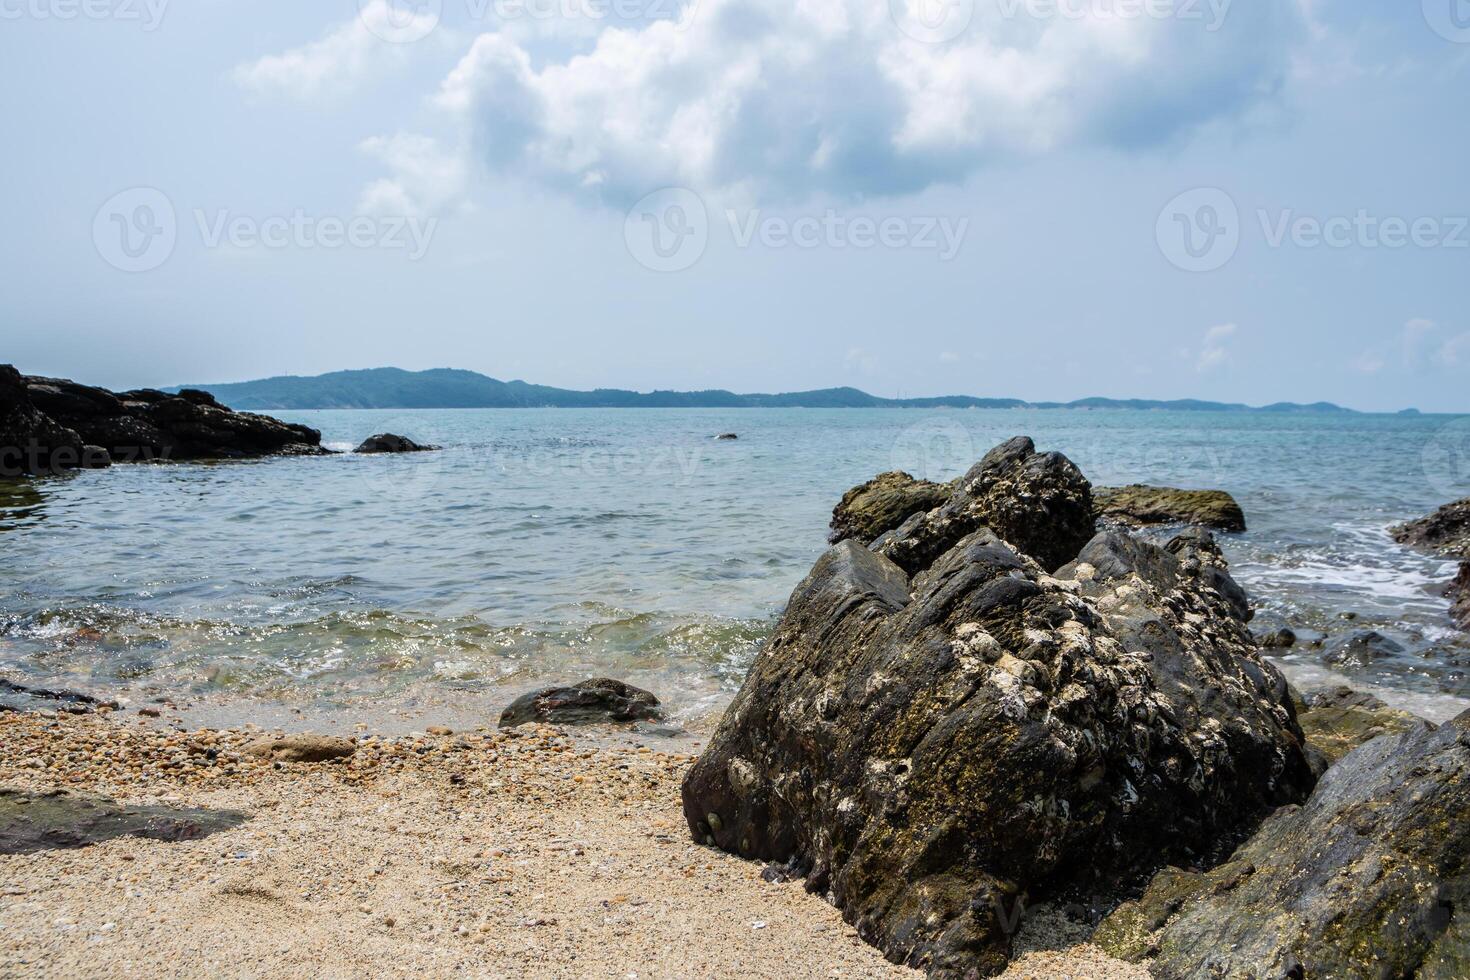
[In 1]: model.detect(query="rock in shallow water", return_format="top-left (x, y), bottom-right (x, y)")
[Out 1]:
top-left (1092, 485), bottom-right (1246, 532)
top-left (1392, 497), bottom-right (1470, 560)
top-left (353, 433), bottom-right (440, 454)
top-left (1294, 684), bottom-right (1425, 766)
top-left (1322, 628), bottom-right (1405, 669)
top-left (682, 437), bottom-right (1313, 977)
top-left (1094, 710), bottom-right (1470, 978)
top-left (499, 678), bottom-right (663, 728)
top-left (0, 789), bottom-right (247, 855)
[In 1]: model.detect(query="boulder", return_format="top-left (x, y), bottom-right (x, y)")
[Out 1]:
top-left (1392, 497), bottom-right (1470, 559)
top-left (2, 365), bottom-right (326, 473)
top-left (682, 439), bottom-right (1313, 976)
top-left (1094, 710), bottom-right (1470, 978)
top-left (1, 789), bottom-right (247, 855)
top-left (1093, 485), bottom-right (1246, 532)
top-left (1295, 685), bottom-right (1425, 765)
top-left (354, 433), bottom-right (440, 454)
top-left (1255, 625), bottom-right (1297, 649)
top-left (716, 433), bottom-right (739, 440)
top-left (1322, 629), bottom-right (1405, 669)
top-left (869, 436), bottom-right (1096, 574)
top-left (827, 471), bottom-right (953, 545)
top-left (243, 733), bottom-right (356, 764)
top-left (499, 678), bottom-right (663, 728)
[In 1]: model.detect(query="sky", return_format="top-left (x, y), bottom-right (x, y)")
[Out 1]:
top-left (1, 0), bottom-right (1468, 412)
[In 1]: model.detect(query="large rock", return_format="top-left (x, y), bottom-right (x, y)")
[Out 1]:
top-left (1392, 497), bottom-right (1470, 559)
top-left (682, 439), bottom-right (1313, 976)
top-left (243, 733), bottom-right (356, 763)
top-left (1094, 711), bottom-right (1470, 978)
top-left (499, 678), bottom-right (663, 728)
top-left (354, 433), bottom-right (440, 454)
top-left (2, 365), bottom-right (326, 474)
top-left (828, 471), bottom-right (953, 545)
top-left (1, 789), bottom-right (247, 855)
top-left (1322, 628), bottom-right (1405, 669)
top-left (1093, 485), bottom-right (1246, 532)
top-left (1449, 562), bottom-right (1470, 631)
top-left (869, 436), bottom-right (1096, 574)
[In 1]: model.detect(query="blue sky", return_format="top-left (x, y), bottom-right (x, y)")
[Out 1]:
top-left (2, 0), bottom-right (1468, 411)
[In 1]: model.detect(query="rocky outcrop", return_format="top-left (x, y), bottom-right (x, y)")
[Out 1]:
top-left (828, 471), bottom-right (953, 545)
top-left (499, 678), bottom-right (663, 728)
top-left (1, 789), bottom-right (247, 855)
top-left (1392, 497), bottom-right (1470, 559)
top-left (1295, 685), bottom-right (1424, 765)
top-left (1094, 711), bottom-right (1470, 978)
top-left (1093, 485), bottom-right (1246, 532)
top-left (1, 365), bottom-right (326, 476)
top-left (354, 433), bottom-right (440, 454)
top-left (682, 438), bottom-right (1313, 976)
top-left (1450, 562), bottom-right (1470, 631)
top-left (868, 436), bottom-right (1097, 574)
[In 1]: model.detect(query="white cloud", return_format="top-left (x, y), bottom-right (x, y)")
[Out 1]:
top-left (232, 2), bottom-right (437, 102)
top-left (429, 0), bottom-right (1305, 205)
top-left (1436, 331), bottom-right (1470, 368)
top-left (1196, 322), bottom-right (1236, 373)
top-left (939, 351), bottom-right (960, 363)
top-left (358, 134), bottom-right (468, 217)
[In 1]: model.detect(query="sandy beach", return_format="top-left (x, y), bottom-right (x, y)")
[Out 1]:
top-left (0, 710), bottom-right (1141, 979)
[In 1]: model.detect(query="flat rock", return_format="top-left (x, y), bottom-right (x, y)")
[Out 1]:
top-left (682, 438), bottom-right (1312, 977)
top-left (1093, 485), bottom-right (1246, 532)
top-left (0, 789), bottom-right (247, 855)
top-left (1322, 628), bottom-right (1405, 669)
top-left (827, 470), bottom-right (953, 545)
top-left (1094, 710), bottom-right (1470, 978)
top-left (1295, 684), bottom-right (1425, 766)
top-left (353, 433), bottom-right (440, 454)
top-left (243, 733), bottom-right (356, 763)
top-left (499, 678), bottom-right (663, 728)
top-left (0, 679), bottom-right (118, 715)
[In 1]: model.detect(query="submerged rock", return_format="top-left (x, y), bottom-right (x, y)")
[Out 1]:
top-left (1392, 497), bottom-right (1470, 559)
top-left (827, 471), bottom-right (953, 545)
top-left (869, 436), bottom-right (1096, 574)
top-left (0, 679), bottom-right (118, 715)
top-left (499, 678), bottom-right (663, 728)
top-left (716, 433), bottom-right (739, 440)
top-left (0, 789), bottom-right (247, 855)
top-left (1295, 685), bottom-right (1424, 765)
top-left (1255, 625), bottom-right (1297, 649)
top-left (1, 364), bottom-right (326, 475)
top-left (1093, 484), bottom-right (1246, 532)
top-left (1094, 710), bottom-right (1470, 978)
top-left (243, 733), bottom-right (356, 763)
top-left (682, 438), bottom-right (1313, 976)
top-left (1322, 629), bottom-right (1405, 669)
top-left (353, 433), bottom-right (440, 454)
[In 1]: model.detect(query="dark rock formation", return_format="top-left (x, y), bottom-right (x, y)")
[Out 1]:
top-left (0, 679), bottom-right (118, 715)
top-left (1, 365), bottom-right (326, 475)
top-left (1093, 485), bottom-right (1246, 532)
top-left (1255, 625), bottom-right (1297, 649)
top-left (1094, 710), bottom-right (1470, 978)
top-left (1449, 561), bottom-right (1470, 631)
top-left (1392, 497), bottom-right (1470, 559)
top-left (828, 471), bottom-right (953, 545)
top-left (353, 433), bottom-right (440, 454)
top-left (1295, 685), bottom-right (1424, 766)
top-left (499, 678), bottom-right (663, 728)
top-left (1, 789), bottom-right (247, 855)
top-left (868, 436), bottom-right (1096, 574)
top-left (242, 733), bottom-right (357, 764)
top-left (716, 433), bottom-right (739, 440)
top-left (1322, 629), bottom-right (1405, 669)
top-left (681, 438), bottom-right (1313, 976)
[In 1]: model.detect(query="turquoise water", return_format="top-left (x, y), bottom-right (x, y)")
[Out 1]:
top-left (3, 408), bottom-right (1468, 726)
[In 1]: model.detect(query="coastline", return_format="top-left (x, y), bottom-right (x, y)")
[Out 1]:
top-left (0, 710), bottom-right (1139, 979)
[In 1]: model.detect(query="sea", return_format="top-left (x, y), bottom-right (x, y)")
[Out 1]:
top-left (3, 408), bottom-right (1469, 730)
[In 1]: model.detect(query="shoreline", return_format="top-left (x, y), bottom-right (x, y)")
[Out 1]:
top-left (0, 710), bottom-right (1140, 979)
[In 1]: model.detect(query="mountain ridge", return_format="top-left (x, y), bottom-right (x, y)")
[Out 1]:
top-left (171, 367), bottom-right (1368, 414)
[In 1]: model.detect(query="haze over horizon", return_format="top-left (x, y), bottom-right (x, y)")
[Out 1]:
top-left (4, 2), bottom-right (1469, 412)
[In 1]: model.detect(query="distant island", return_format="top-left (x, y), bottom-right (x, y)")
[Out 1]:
top-left (173, 367), bottom-right (1364, 414)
